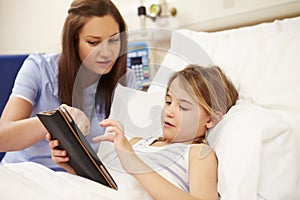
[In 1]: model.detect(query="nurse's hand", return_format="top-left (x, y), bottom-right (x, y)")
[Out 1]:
top-left (45, 133), bottom-right (76, 174)
top-left (60, 104), bottom-right (90, 136)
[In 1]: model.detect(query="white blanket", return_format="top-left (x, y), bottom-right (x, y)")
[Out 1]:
top-left (0, 162), bottom-right (152, 200)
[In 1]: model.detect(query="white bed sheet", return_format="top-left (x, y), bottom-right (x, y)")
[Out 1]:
top-left (0, 162), bottom-right (152, 200)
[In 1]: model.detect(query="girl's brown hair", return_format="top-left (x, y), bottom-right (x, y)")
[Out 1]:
top-left (166, 64), bottom-right (239, 143)
top-left (58, 0), bottom-right (127, 117)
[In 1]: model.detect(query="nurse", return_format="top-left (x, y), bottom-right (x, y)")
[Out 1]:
top-left (0, 0), bottom-right (137, 170)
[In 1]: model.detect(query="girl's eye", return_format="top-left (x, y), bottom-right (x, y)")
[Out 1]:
top-left (180, 106), bottom-right (189, 111)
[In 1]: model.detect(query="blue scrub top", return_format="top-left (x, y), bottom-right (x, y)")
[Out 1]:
top-left (1, 53), bottom-right (137, 170)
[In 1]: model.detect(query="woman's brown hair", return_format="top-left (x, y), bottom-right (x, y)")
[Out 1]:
top-left (58, 0), bottom-right (127, 117)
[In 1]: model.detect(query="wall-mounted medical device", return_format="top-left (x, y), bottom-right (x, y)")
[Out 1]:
top-left (127, 41), bottom-right (151, 89)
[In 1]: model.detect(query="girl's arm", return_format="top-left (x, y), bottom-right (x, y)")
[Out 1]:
top-left (93, 119), bottom-right (218, 200)
top-left (119, 145), bottom-right (218, 200)
top-left (0, 97), bottom-right (47, 151)
top-left (188, 144), bottom-right (218, 199)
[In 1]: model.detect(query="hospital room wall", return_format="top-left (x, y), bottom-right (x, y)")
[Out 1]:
top-left (0, 0), bottom-right (299, 54)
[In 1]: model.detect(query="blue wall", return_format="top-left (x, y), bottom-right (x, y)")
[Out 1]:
top-left (0, 54), bottom-right (28, 161)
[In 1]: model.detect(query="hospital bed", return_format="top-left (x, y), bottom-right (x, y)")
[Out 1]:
top-left (0, 16), bottom-right (299, 199)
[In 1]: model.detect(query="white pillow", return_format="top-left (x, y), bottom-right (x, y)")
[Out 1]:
top-left (148, 31), bottom-right (213, 93)
top-left (208, 100), bottom-right (299, 200)
top-left (279, 16), bottom-right (300, 34)
top-left (171, 30), bottom-right (300, 99)
top-left (171, 29), bottom-right (300, 144)
top-left (98, 84), bottom-right (165, 166)
top-left (109, 83), bottom-right (164, 138)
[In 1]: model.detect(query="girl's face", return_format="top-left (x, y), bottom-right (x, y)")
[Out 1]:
top-left (161, 77), bottom-right (211, 143)
top-left (78, 15), bottom-right (121, 75)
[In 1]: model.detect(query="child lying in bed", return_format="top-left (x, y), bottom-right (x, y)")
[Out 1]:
top-left (48, 64), bottom-right (238, 200)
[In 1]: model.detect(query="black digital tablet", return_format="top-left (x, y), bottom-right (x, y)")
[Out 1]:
top-left (37, 107), bottom-right (118, 190)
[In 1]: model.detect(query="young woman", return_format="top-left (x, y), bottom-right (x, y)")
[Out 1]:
top-left (49, 64), bottom-right (239, 199)
top-left (0, 0), bottom-right (137, 170)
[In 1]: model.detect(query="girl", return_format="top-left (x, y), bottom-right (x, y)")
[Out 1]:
top-left (0, 0), bottom-right (137, 170)
top-left (50, 64), bottom-right (238, 199)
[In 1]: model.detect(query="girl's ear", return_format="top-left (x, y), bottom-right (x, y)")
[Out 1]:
top-left (206, 111), bottom-right (223, 129)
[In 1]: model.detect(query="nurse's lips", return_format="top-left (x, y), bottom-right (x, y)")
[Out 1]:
top-left (96, 61), bottom-right (111, 68)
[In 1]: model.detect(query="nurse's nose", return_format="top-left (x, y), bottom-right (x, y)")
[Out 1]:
top-left (98, 41), bottom-right (111, 57)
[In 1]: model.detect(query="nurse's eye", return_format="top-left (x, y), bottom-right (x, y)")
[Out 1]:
top-left (87, 41), bottom-right (100, 46)
top-left (108, 37), bottom-right (120, 44)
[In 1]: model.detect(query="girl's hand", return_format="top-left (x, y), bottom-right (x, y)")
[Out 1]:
top-left (60, 104), bottom-right (90, 136)
top-left (92, 119), bottom-right (133, 153)
top-left (93, 119), bottom-right (141, 173)
top-left (45, 133), bottom-right (76, 174)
